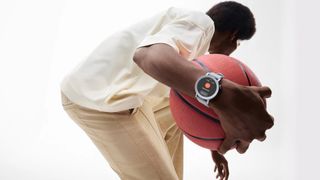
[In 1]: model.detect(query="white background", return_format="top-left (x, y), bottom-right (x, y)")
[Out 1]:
top-left (0, 0), bottom-right (319, 179)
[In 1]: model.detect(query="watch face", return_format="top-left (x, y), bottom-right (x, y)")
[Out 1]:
top-left (196, 77), bottom-right (218, 98)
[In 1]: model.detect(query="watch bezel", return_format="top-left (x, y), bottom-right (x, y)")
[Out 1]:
top-left (195, 74), bottom-right (220, 100)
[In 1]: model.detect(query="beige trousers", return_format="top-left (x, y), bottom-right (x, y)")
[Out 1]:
top-left (61, 91), bottom-right (183, 180)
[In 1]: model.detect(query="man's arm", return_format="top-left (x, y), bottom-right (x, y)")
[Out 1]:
top-left (133, 43), bottom-right (205, 97)
top-left (133, 43), bottom-right (274, 154)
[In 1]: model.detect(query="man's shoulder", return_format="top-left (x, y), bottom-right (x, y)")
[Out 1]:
top-left (165, 7), bottom-right (214, 30)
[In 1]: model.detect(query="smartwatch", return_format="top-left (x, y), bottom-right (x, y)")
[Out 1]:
top-left (195, 72), bottom-right (224, 107)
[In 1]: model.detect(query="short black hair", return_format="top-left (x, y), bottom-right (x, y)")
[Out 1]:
top-left (206, 1), bottom-right (256, 40)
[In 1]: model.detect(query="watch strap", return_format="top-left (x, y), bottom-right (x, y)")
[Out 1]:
top-left (196, 94), bottom-right (210, 107)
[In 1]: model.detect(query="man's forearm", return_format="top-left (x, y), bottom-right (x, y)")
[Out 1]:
top-left (133, 43), bottom-right (206, 97)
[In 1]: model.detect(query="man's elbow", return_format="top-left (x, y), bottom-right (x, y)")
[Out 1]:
top-left (133, 44), bottom-right (172, 71)
top-left (133, 47), bottom-right (149, 67)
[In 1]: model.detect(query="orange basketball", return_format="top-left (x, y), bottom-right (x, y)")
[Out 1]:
top-left (169, 54), bottom-right (262, 150)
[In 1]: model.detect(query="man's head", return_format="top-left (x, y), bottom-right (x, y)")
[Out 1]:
top-left (206, 1), bottom-right (256, 55)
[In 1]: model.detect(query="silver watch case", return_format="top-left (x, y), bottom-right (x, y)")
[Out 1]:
top-left (195, 72), bottom-right (224, 107)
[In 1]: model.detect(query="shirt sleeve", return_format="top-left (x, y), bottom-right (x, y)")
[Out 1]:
top-left (137, 19), bottom-right (207, 59)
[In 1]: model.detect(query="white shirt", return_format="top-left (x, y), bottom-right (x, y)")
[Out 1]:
top-left (60, 7), bottom-right (215, 112)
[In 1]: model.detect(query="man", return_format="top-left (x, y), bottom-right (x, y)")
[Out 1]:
top-left (61, 1), bottom-right (274, 180)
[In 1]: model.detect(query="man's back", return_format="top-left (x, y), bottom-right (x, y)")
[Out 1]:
top-left (60, 7), bottom-right (214, 112)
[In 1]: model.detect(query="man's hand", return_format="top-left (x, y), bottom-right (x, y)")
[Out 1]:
top-left (211, 150), bottom-right (229, 180)
top-left (210, 79), bottom-right (274, 154)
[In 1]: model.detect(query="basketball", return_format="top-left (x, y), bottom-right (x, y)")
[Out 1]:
top-left (169, 54), bottom-right (262, 150)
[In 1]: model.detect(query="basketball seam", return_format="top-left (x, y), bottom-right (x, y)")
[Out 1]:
top-left (173, 90), bottom-right (220, 124)
top-left (183, 131), bottom-right (224, 141)
top-left (172, 90), bottom-right (223, 140)
top-left (237, 62), bottom-right (252, 86)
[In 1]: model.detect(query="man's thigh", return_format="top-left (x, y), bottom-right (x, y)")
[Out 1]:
top-left (61, 92), bottom-right (179, 180)
top-left (153, 99), bottom-right (184, 180)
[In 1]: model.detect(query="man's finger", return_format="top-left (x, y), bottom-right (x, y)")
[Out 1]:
top-left (251, 86), bottom-right (272, 98)
top-left (224, 163), bottom-right (229, 180)
top-left (257, 133), bottom-right (267, 142)
top-left (218, 165), bottom-right (223, 178)
top-left (218, 137), bottom-right (236, 155)
top-left (267, 114), bottom-right (274, 129)
top-left (236, 140), bottom-right (250, 154)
